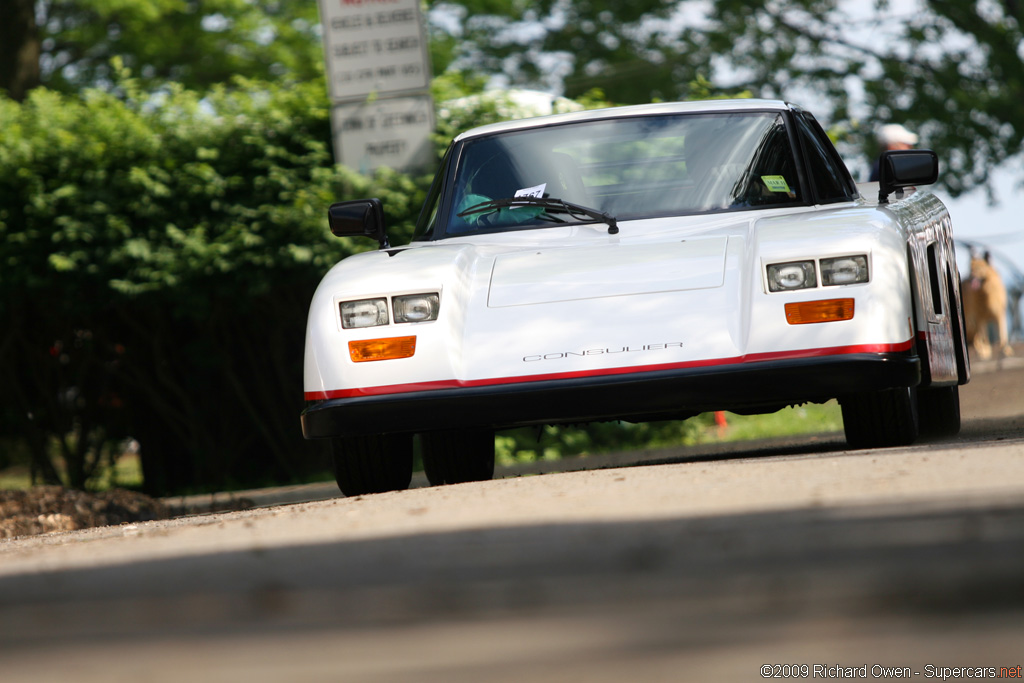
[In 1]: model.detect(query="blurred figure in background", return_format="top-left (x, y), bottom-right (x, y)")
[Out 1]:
top-left (869, 123), bottom-right (918, 182)
top-left (963, 250), bottom-right (1014, 360)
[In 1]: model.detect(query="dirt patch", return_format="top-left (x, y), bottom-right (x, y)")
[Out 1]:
top-left (0, 487), bottom-right (171, 539)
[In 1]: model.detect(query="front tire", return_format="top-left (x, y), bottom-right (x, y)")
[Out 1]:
top-left (840, 386), bottom-right (919, 449)
top-left (421, 428), bottom-right (495, 486)
top-left (330, 434), bottom-right (414, 496)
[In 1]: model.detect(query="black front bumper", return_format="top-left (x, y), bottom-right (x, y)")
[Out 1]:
top-left (301, 352), bottom-right (920, 439)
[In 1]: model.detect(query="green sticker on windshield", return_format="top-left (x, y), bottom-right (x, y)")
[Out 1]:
top-left (761, 175), bottom-right (791, 193)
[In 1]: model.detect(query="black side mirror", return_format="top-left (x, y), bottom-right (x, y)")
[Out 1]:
top-left (328, 198), bottom-right (389, 249)
top-left (878, 149), bottom-right (939, 204)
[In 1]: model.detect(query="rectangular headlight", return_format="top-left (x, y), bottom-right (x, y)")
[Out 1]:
top-left (820, 255), bottom-right (869, 286)
top-left (767, 261), bottom-right (816, 292)
top-left (340, 298), bottom-right (388, 329)
top-left (393, 293), bottom-right (440, 323)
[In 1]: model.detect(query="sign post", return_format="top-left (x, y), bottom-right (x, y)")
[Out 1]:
top-left (317, 0), bottom-right (435, 172)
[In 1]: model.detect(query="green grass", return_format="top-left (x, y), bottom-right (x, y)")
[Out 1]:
top-left (0, 454), bottom-right (144, 492)
top-left (496, 401), bottom-right (844, 467)
top-left (89, 454), bottom-right (145, 491)
top-left (697, 401), bottom-right (843, 444)
top-left (0, 466), bottom-right (32, 490)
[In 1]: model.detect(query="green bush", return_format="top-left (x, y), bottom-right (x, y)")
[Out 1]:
top-left (0, 75), bottom-right (430, 493)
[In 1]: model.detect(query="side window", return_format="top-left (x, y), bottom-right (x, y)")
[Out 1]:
top-left (796, 113), bottom-right (855, 203)
top-left (729, 115), bottom-right (802, 208)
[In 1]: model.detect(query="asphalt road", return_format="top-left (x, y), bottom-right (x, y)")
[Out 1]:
top-left (1, 352), bottom-right (1023, 682)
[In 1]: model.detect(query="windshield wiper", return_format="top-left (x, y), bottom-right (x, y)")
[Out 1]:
top-left (457, 197), bottom-right (620, 235)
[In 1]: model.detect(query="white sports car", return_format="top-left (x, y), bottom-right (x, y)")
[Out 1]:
top-left (302, 99), bottom-right (969, 495)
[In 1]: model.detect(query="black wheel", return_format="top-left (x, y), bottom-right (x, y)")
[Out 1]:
top-left (918, 385), bottom-right (961, 438)
top-left (421, 428), bottom-right (495, 486)
top-left (840, 386), bottom-right (919, 449)
top-left (330, 433), bottom-right (413, 496)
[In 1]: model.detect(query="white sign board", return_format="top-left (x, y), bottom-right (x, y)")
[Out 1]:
top-left (318, 0), bottom-right (432, 102)
top-left (330, 95), bottom-right (436, 173)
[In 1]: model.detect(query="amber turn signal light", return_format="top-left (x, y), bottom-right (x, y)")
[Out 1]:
top-left (349, 336), bottom-right (417, 362)
top-left (784, 298), bottom-right (855, 325)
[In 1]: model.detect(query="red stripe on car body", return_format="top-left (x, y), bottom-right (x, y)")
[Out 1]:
top-left (304, 339), bottom-right (915, 401)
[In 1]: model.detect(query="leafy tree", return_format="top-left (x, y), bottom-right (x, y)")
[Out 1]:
top-left (0, 0), bottom-right (324, 99)
top-left (673, 0), bottom-right (1024, 195)
top-left (428, 0), bottom-right (1024, 196)
top-left (7, 0), bottom-right (1020, 195)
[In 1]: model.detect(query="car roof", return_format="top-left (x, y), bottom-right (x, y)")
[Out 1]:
top-left (453, 98), bottom-right (797, 142)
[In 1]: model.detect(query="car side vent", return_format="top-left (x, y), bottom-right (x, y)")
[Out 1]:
top-left (927, 243), bottom-right (943, 316)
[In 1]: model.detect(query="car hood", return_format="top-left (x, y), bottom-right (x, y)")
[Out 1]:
top-left (487, 236), bottom-right (728, 307)
top-left (327, 215), bottom-right (746, 305)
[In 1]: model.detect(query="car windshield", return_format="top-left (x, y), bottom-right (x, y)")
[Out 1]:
top-left (440, 111), bottom-right (802, 236)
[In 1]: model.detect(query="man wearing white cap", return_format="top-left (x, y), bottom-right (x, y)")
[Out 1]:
top-left (869, 123), bottom-right (919, 181)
